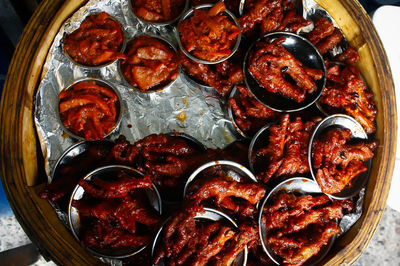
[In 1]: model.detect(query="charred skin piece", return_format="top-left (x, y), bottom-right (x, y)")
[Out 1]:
top-left (255, 114), bottom-right (321, 184)
top-left (263, 191), bottom-right (353, 265)
top-left (78, 170), bottom-right (152, 199)
top-left (132, 0), bottom-right (186, 22)
top-left (178, 2), bottom-right (241, 62)
top-left (312, 128), bottom-right (378, 194)
top-left (64, 12), bottom-right (126, 66)
top-left (319, 63), bottom-right (377, 134)
top-left (58, 80), bottom-right (120, 140)
top-left (249, 38), bottom-right (324, 102)
top-left (229, 85), bottom-right (277, 134)
top-left (121, 35), bottom-right (179, 91)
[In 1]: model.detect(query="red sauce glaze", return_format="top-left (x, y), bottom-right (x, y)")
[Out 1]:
top-left (178, 2), bottom-right (240, 62)
top-left (131, 0), bottom-right (186, 23)
top-left (64, 12), bottom-right (126, 67)
top-left (58, 80), bottom-right (120, 140)
top-left (121, 35), bottom-right (179, 91)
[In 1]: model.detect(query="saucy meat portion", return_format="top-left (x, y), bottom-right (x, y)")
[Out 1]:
top-left (64, 12), bottom-right (126, 67)
top-left (73, 169), bottom-right (162, 250)
top-left (319, 62), bottom-right (377, 134)
top-left (185, 166), bottom-right (266, 217)
top-left (248, 37), bottom-right (324, 102)
top-left (262, 190), bottom-right (353, 265)
top-left (240, 0), bottom-right (311, 36)
top-left (178, 2), bottom-right (241, 62)
top-left (58, 80), bottom-right (120, 140)
top-left (229, 85), bottom-right (277, 135)
top-left (312, 128), bottom-right (378, 194)
top-left (121, 35), bottom-right (179, 91)
top-left (180, 48), bottom-right (243, 96)
top-left (153, 204), bottom-right (257, 265)
top-left (132, 0), bottom-right (186, 23)
top-left (253, 114), bottom-right (321, 185)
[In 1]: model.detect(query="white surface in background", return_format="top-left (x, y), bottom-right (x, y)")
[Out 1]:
top-left (373, 6), bottom-right (400, 212)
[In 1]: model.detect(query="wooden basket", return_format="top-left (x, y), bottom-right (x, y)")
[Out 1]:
top-left (0, 0), bottom-right (396, 265)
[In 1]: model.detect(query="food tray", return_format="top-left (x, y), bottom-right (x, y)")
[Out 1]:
top-left (0, 0), bottom-right (396, 265)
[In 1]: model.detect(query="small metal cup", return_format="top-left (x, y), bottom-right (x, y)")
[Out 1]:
top-left (56, 78), bottom-right (123, 141)
top-left (62, 13), bottom-right (126, 69)
top-left (308, 114), bottom-right (370, 199)
top-left (151, 207), bottom-right (247, 266)
top-left (129, 0), bottom-right (190, 27)
top-left (258, 177), bottom-right (336, 265)
top-left (68, 165), bottom-right (162, 259)
top-left (176, 4), bottom-right (242, 64)
top-left (243, 32), bottom-right (326, 112)
top-left (118, 34), bottom-right (179, 93)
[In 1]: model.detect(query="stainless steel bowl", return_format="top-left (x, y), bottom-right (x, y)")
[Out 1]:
top-left (118, 34), bottom-right (179, 93)
top-left (258, 177), bottom-right (335, 265)
top-left (56, 78), bottom-right (123, 141)
top-left (68, 165), bottom-right (162, 259)
top-left (307, 114), bottom-right (370, 199)
top-left (129, 0), bottom-right (190, 27)
top-left (243, 32), bottom-right (326, 112)
top-left (176, 4), bottom-right (242, 65)
top-left (151, 207), bottom-right (247, 266)
top-left (62, 13), bottom-right (127, 69)
top-left (183, 160), bottom-right (258, 198)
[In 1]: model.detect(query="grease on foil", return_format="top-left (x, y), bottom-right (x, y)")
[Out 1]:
top-left (33, 0), bottom-right (364, 262)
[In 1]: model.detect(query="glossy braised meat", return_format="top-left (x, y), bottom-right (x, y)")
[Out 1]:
top-left (229, 85), bottom-right (277, 134)
top-left (319, 63), bottom-right (377, 134)
top-left (154, 204), bottom-right (204, 264)
top-left (178, 2), bottom-right (240, 62)
top-left (263, 191), bottom-right (353, 265)
top-left (58, 80), bottom-right (119, 140)
top-left (180, 50), bottom-right (243, 96)
top-left (212, 222), bottom-right (259, 266)
top-left (312, 128), bottom-right (378, 194)
top-left (306, 17), bottom-right (342, 55)
top-left (248, 38), bottom-right (324, 102)
top-left (78, 171), bottom-right (152, 198)
top-left (154, 204), bottom-right (251, 265)
top-left (306, 17), bottom-right (361, 65)
top-left (74, 173), bottom-right (161, 250)
top-left (132, 0), bottom-right (186, 22)
top-left (239, 0), bottom-right (280, 34)
top-left (40, 143), bottom-right (112, 203)
top-left (63, 12), bottom-right (126, 66)
top-left (188, 177), bottom-right (266, 207)
top-left (134, 133), bottom-right (214, 189)
top-left (260, 2), bottom-right (311, 35)
top-left (121, 35), bottom-right (179, 91)
top-left (240, 0), bottom-right (311, 36)
top-left (254, 114), bottom-right (321, 184)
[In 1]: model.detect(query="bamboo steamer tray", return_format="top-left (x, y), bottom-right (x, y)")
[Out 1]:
top-left (0, 0), bottom-right (396, 265)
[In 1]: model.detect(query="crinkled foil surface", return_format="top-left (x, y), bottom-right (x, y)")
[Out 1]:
top-left (34, 0), bottom-right (364, 262)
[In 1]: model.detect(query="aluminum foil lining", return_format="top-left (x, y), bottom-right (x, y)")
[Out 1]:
top-left (34, 0), bottom-right (236, 181)
top-left (33, 0), bottom-right (365, 263)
